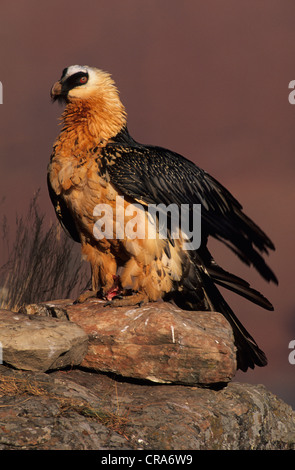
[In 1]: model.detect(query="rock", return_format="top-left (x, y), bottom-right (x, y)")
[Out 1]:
top-left (22, 299), bottom-right (237, 385)
top-left (1, 299), bottom-right (294, 450)
top-left (0, 365), bottom-right (294, 450)
top-left (0, 309), bottom-right (88, 372)
top-left (19, 302), bottom-right (69, 320)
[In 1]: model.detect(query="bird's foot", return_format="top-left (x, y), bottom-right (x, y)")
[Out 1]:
top-left (74, 275), bottom-right (122, 304)
top-left (73, 289), bottom-right (100, 304)
top-left (104, 291), bottom-right (148, 308)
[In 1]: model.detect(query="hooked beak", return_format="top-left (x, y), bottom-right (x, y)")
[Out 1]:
top-left (50, 80), bottom-right (63, 102)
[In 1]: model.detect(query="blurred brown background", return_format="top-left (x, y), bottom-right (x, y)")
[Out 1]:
top-left (0, 0), bottom-right (294, 407)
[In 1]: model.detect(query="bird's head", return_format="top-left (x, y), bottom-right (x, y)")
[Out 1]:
top-left (51, 65), bottom-right (120, 104)
top-left (50, 65), bottom-right (127, 140)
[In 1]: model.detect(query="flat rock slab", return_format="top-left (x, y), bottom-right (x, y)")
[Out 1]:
top-left (23, 299), bottom-right (237, 385)
top-left (0, 309), bottom-right (88, 372)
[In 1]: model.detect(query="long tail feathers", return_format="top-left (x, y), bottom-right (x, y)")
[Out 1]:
top-left (207, 264), bottom-right (274, 311)
top-left (202, 277), bottom-right (268, 371)
top-left (173, 252), bottom-right (271, 371)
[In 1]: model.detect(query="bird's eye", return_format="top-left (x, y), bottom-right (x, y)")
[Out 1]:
top-left (80, 76), bottom-right (88, 84)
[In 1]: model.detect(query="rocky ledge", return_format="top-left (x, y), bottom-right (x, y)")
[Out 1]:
top-left (4, 299), bottom-right (237, 385)
top-left (0, 299), bottom-right (294, 450)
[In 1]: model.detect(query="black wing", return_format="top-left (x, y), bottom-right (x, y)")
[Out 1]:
top-left (104, 138), bottom-right (278, 285)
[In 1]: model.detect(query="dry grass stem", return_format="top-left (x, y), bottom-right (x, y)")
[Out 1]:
top-left (0, 190), bottom-right (89, 311)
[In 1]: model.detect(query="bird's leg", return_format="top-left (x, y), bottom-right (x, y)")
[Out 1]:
top-left (74, 263), bottom-right (102, 304)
